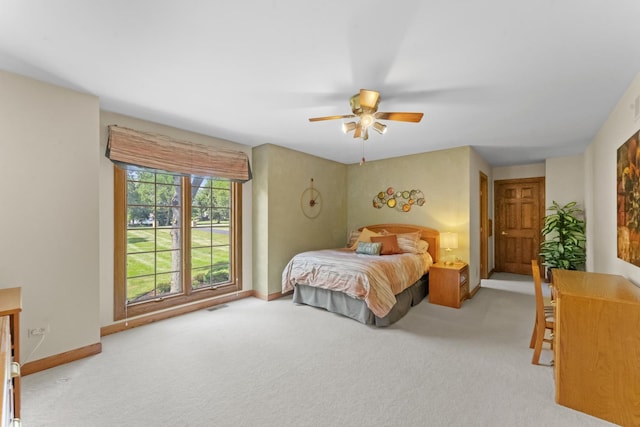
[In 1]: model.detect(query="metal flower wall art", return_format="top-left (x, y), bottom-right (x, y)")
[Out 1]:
top-left (372, 187), bottom-right (425, 212)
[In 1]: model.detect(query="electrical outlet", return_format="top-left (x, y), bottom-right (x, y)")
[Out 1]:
top-left (28, 325), bottom-right (49, 337)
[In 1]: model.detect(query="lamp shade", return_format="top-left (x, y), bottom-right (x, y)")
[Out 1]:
top-left (372, 121), bottom-right (387, 134)
top-left (440, 232), bottom-right (458, 250)
top-left (342, 122), bottom-right (357, 133)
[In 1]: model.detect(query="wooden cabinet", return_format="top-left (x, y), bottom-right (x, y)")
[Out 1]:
top-left (0, 288), bottom-right (21, 425)
top-left (552, 269), bottom-right (640, 426)
top-left (429, 262), bottom-right (469, 308)
top-left (1, 317), bottom-right (14, 426)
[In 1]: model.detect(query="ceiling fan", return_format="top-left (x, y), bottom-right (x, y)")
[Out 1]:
top-left (308, 88), bottom-right (424, 140)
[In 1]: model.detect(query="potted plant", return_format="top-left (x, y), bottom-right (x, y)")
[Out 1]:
top-left (539, 201), bottom-right (586, 278)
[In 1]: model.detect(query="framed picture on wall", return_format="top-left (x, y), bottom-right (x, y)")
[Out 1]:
top-left (617, 129), bottom-right (640, 265)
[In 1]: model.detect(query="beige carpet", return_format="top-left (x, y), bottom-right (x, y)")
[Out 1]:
top-left (21, 274), bottom-right (613, 426)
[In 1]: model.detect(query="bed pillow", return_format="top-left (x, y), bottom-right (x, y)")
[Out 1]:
top-left (417, 239), bottom-right (429, 254)
top-left (355, 241), bottom-right (382, 255)
top-left (371, 234), bottom-right (402, 255)
top-left (349, 227), bottom-right (381, 250)
top-left (346, 230), bottom-right (361, 247)
top-left (396, 231), bottom-right (422, 254)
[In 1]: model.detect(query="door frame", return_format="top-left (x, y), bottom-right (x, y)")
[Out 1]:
top-left (494, 177), bottom-right (545, 274)
top-left (479, 172), bottom-right (489, 280)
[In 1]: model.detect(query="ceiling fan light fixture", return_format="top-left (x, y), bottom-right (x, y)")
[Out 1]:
top-left (307, 89), bottom-right (423, 159)
top-left (360, 113), bottom-right (374, 128)
top-left (342, 122), bottom-right (357, 133)
top-left (373, 121), bottom-right (387, 135)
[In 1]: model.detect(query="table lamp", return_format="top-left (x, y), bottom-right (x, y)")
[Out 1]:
top-left (440, 232), bottom-right (458, 265)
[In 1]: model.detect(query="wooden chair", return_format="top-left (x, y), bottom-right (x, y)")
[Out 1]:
top-left (530, 260), bottom-right (555, 365)
top-left (529, 259), bottom-right (553, 349)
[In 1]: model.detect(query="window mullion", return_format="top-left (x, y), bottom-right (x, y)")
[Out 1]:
top-left (182, 176), bottom-right (192, 296)
top-left (231, 182), bottom-right (241, 288)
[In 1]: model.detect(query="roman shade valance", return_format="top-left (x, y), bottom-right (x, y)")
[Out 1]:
top-left (106, 125), bottom-right (252, 182)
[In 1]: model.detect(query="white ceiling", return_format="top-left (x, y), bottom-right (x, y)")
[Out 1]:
top-left (2, 1), bottom-right (640, 166)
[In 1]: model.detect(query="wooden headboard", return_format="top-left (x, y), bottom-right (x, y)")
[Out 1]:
top-left (360, 223), bottom-right (440, 263)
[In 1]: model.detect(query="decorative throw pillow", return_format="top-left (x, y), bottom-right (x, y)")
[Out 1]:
top-left (371, 234), bottom-right (402, 255)
top-left (349, 227), bottom-right (381, 250)
top-left (417, 239), bottom-right (429, 254)
top-left (346, 230), bottom-right (361, 247)
top-left (396, 231), bottom-right (421, 254)
top-left (355, 241), bottom-right (382, 256)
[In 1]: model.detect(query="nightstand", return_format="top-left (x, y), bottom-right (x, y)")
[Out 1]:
top-left (429, 262), bottom-right (469, 308)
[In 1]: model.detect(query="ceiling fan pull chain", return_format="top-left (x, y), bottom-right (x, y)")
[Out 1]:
top-left (360, 140), bottom-right (366, 166)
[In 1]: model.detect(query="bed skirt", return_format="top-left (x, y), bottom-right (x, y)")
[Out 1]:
top-left (292, 274), bottom-right (429, 327)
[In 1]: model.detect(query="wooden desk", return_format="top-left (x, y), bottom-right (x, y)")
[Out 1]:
top-left (0, 287), bottom-right (21, 420)
top-left (552, 270), bottom-right (640, 426)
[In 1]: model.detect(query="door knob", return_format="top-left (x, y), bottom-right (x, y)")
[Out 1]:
top-left (501, 231), bottom-right (508, 235)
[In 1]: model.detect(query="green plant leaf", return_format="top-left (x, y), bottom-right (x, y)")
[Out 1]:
top-left (540, 201), bottom-right (586, 270)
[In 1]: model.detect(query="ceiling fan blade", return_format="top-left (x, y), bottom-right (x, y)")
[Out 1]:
top-left (375, 112), bottom-right (424, 122)
top-left (309, 114), bottom-right (356, 122)
top-left (359, 89), bottom-right (380, 111)
top-left (354, 122), bottom-right (362, 138)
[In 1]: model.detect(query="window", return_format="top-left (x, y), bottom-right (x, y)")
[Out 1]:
top-left (191, 177), bottom-right (232, 290)
top-left (114, 166), bottom-right (242, 320)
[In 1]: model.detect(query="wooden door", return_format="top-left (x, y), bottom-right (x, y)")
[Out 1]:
top-left (494, 177), bottom-right (545, 275)
top-left (479, 172), bottom-right (489, 279)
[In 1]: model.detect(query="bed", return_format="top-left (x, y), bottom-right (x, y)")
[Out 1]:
top-left (282, 224), bottom-right (440, 326)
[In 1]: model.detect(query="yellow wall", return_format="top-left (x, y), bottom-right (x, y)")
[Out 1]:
top-left (347, 146), bottom-right (490, 289)
top-left (254, 144), bottom-right (494, 295)
top-left (469, 148), bottom-right (493, 283)
top-left (252, 144), bottom-right (348, 296)
top-left (346, 147), bottom-right (470, 235)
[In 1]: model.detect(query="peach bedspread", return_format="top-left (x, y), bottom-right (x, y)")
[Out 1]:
top-left (282, 248), bottom-right (432, 318)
